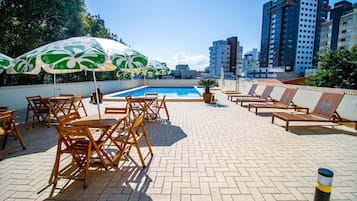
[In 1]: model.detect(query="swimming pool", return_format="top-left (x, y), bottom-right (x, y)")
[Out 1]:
top-left (110, 86), bottom-right (202, 98)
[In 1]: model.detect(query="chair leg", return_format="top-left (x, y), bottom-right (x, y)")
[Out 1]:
top-left (163, 104), bottom-right (169, 120)
top-left (84, 145), bottom-right (91, 188)
top-left (142, 129), bottom-right (153, 156)
top-left (52, 140), bottom-right (62, 185)
top-left (1, 134), bottom-right (8, 149)
top-left (12, 122), bottom-right (26, 149)
top-left (133, 136), bottom-right (146, 168)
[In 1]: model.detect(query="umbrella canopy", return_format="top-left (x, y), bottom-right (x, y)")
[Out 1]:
top-left (8, 37), bottom-right (147, 75)
top-left (145, 59), bottom-right (170, 76)
top-left (0, 53), bottom-right (12, 73)
top-left (7, 37), bottom-right (148, 118)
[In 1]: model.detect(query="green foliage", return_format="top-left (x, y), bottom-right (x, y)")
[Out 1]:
top-left (306, 46), bottom-right (357, 90)
top-left (0, 0), bottom-right (118, 86)
top-left (198, 79), bottom-right (217, 93)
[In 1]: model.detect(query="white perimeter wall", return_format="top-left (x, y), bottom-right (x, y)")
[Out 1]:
top-left (1, 79), bottom-right (356, 121)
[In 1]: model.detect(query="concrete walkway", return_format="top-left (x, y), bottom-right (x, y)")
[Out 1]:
top-left (1, 91), bottom-right (357, 201)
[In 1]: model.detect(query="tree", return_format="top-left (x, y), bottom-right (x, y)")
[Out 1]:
top-left (0, 0), bottom-right (85, 57)
top-left (306, 46), bottom-right (357, 90)
top-left (0, 0), bottom-right (119, 86)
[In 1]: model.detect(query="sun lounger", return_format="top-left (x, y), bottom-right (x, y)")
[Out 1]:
top-left (235, 85), bottom-right (274, 106)
top-left (248, 88), bottom-right (309, 115)
top-left (272, 92), bottom-right (357, 131)
top-left (228, 83), bottom-right (258, 101)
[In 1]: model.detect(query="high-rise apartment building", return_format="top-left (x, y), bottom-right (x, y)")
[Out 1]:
top-left (260, 0), bottom-right (329, 74)
top-left (319, 1), bottom-right (356, 54)
top-left (330, 1), bottom-right (353, 50)
top-left (209, 37), bottom-right (243, 78)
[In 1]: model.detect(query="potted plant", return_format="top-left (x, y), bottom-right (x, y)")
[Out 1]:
top-left (198, 79), bottom-right (217, 103)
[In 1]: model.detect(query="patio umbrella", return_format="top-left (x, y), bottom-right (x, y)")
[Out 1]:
top-left (8, 36), bottom-right (148, 118)
top-left (0, 53), bottom-right (12, 73)
top-left (146, 59), bottom-right (170, 77)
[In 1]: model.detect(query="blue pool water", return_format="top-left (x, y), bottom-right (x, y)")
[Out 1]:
top-left (111, 86), bottom-right (202, 98)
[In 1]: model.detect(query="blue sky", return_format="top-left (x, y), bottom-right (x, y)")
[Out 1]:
top-left (85, 0), bottom-right (344, 71)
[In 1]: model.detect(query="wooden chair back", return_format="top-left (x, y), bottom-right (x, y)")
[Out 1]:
top-left (145, 93), bottom-right (159, 106)
top-left (278, 88), bottom-right (297, 106)
top-left (0, 106), bottom-right (8, 113)
top-left (59, 94), bottom-right (74, 97)
top-left (0, 110), bottom-right (26, 149)
top-left (156, 95), bottom-right (169, 120)
top-left (311, 92), bottom-right (344, 119)
top-left (26, 95), bottom-right (49, 127)
top-left (105, 107), bottom-right (129, 129)
top-left (56, 111), bottom-right (81, 125)
top-left (68, 96), bottom-right (87, 116)
top-left (53, 124), bottom-right (107, 188)
top-left (115, 113), bottom-right (153, 167)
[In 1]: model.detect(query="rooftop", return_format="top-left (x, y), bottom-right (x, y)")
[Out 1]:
top-left (1, 90), bottom-right (357, 201)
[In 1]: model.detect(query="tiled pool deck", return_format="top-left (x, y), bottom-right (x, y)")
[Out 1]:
top-left (1, 91), bottom-right (357, 201)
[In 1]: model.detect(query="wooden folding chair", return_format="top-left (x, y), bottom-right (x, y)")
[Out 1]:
top-left (114, 114), bottom-right (153, 168)
top-left (126, 95), bottom-right (146, 121)
top-left (152, 95), bottom-right (169, 120)
top-left (0, 110), bottom-right (26, 150)
top-left (64, 96), bottom-right (88, 116)
top-left (26, 95), bottom-right (49, 127)
top-left (56, 111), bottom-right (81, 125)
top-left (145, 93), bottom-right (159, 107)
top-left (52, 124), bottom-right (109, 188)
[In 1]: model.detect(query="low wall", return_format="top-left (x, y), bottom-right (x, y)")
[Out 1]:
top-left (0, 80), bottom-right (141, 110)
top-left (1, 79), bottom-right (356, 121)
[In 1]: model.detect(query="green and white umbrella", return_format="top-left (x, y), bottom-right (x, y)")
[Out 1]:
top-left (0, 53), bottom-right (12, 73)
top-left (145, 59), bottom-right (170, 77)
top-left (8, 36), bottom-right (148, 117)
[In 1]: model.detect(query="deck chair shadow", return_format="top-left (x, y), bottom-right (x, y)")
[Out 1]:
top-left (228, 83), bottom-right (258, 101)
top-left (114, 114), bottom-right (153, 168)
top-left (272, 92), bottom-right (357, 131)
top-left (52, 124), bottom-right (109, 188)
top-left (248, 88), bottom-right (309, 115)
top-left (235, 85), bottom-right (274, 107)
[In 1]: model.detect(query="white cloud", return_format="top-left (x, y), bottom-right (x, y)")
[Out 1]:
top-left (153, 52), bottom-right (209, 71)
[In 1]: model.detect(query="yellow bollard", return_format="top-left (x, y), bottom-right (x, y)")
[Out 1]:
top-left (314, 168), bottom-right (333, 201)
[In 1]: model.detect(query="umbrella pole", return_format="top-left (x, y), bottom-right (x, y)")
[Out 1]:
top-left (53, 73), bottom-right (56, 97)
top-left (92, 71), bottom-right (101, 120)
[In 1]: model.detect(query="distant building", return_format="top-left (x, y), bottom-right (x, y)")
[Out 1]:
top-left (243, 48), bottom-right (260, 76)
top-left (170, 64), bottom-right (196, 79)
top-left (260, 0), bottom-right (329, 75)
top-left (337, 3), bottom-right (357, 50)
top-left (209, 37), bottom-right (243, 79)
top-left (319, 1), bottom-right (356, 54)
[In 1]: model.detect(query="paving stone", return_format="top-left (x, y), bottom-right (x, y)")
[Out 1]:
top-left (0, 91), bottom-right (356, 200)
